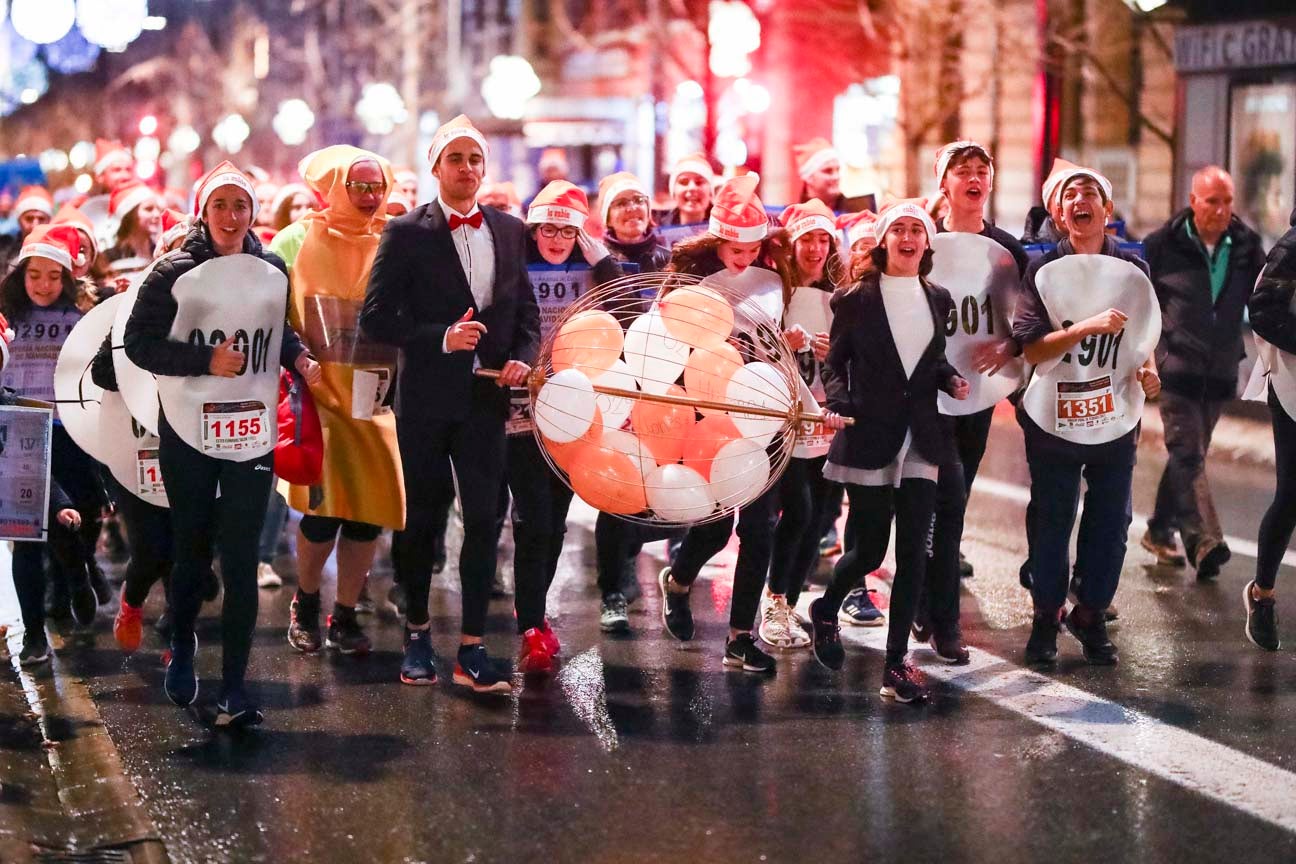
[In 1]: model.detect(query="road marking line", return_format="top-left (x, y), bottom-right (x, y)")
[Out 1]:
top-left (972, 476), bottom-right (1296, 570)
top-left (831, 612), bottom-right (1296, 835)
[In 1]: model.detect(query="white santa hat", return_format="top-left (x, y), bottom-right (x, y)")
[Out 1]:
top-left (780, 200), bottom-right (837, 243)
top-left (93, 139), bottom-right (133, 176)
top-left (597, 172), bottom-right (648, 227)
top-left (669, 153), bottom-right (715, 196)
top-left (427, 114), bottom-right (489, 169)
top-left (836, 210), bottom-right (879, 248)
top-left (873, 199), bottom-right (937, 244)
top-left (794, 138), bottom-right (841, 182)
top-left (110, 181), bottom-right (156, 220)
top-left (14, 185), bottom-right (53, 218)
top-left (934, 140), bottom-right (994, 184)
top-left (193, 161), bottom-right (259, 222)
top-left (527, 180), bottom-right (588, 230)
top-left (16, 223), bottom-right (80, 272)
top-left (1043, 158), bottom-right (1113, 209)
top-left (708, 173), bottom-right (768, 243)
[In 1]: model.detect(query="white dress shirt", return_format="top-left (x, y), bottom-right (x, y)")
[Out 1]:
top-left (438, 196), bottom-right (496, 353)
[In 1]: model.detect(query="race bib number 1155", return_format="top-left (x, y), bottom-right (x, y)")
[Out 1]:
top-left (200, 400), bottom-right (270, 454)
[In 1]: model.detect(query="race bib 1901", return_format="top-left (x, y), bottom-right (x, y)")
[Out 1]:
top-left (200, 400), bottom-right (271, 454)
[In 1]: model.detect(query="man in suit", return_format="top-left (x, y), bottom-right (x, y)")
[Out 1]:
top-left (361, 114), bottom-right (540, 695)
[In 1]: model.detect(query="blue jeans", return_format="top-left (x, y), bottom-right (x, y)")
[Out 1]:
top-left (1025, 438), bottom-right (1135, 614)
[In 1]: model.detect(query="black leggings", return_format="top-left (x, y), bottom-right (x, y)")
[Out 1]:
top-left (768, 455), bottom-right (832, 604)
top-left (821, 479), bottom-right (937, 666)
top-left (298, 514), bottom-right (382, 544)
top-left (159, 414), bottom-right (273, 692)
top-left (107, 475), bottom-right (173, 609)
top-left (1258, 386), bottom-right (1296, 590)
top-left (498, 435), bottom-right (575, 631)
top-left (669, 484), bottom-right (777, 632)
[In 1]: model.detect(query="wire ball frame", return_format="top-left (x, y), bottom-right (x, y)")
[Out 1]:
top-left (521, 269), bottom-right (813, 527)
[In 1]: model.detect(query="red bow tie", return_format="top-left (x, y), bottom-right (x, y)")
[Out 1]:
top-left (449, 212), bottom-right (483, 230)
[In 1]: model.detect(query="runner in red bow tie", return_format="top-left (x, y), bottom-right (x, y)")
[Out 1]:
top-left (449, 212), bottom-right (483, 230)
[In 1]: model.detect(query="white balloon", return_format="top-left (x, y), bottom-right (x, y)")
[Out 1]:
top-left (590, 359), bottom-right (636, 430)
top-left (600, 428), bottom-right (655, 480)
top-left (54, 294), bottom-right (123, 464)
top-left (707, 437), bottom-right (770, 508)
top-left (725, 361), bottom-right (789, 443)
top-left (534, 368), bottom-right (596, 443)
top-left (645, 463), bottom-right (715, 523)
top-left (622, 311), bottom-right (689, 395)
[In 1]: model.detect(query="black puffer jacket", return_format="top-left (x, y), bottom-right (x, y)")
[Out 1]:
top-left (1248, 208), bottom-right (1296, 356)
top-left (123, 223), bottom-right (306, 377)
top-left (1144, 209), bottom-right (1267, 398)
top-left (605, 230), bottom-right (671, 275)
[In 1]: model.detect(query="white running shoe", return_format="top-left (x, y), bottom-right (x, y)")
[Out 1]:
top-left (758, 595), bottom-right (810, 650)
top-left (257, 562), bottom-right (283, 589)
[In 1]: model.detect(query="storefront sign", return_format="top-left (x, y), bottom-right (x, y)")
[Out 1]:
top-left (1176, 19), bottom-right (1296, 73)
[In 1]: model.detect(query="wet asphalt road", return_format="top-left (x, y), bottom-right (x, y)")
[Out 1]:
top-left (10, 410), bottom-right (1296, 864)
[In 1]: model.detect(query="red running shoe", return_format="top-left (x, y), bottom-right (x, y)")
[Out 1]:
top-left (114, 599), bottom-right (144, 653)
top-left (517, 627), bottom-right (556, 675)
top-left (539, 618), bottom-right (561, 657)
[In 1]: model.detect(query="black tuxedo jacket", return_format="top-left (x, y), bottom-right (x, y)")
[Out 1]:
top-left (821, 271), bottom-right (960, 469)
top-left (360, 202), bottom-right (540, 423)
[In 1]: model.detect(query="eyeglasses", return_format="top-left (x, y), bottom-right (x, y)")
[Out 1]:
top-left (611, 194), bottom-right (649, 211)
top-left (345, 181), bottom-right (387, 195)
top-left (538, 225), bottom-right (579, 239)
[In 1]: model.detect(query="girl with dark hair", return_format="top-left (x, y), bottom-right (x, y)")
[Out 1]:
top-left (807, 202), bottom-right (970, 703)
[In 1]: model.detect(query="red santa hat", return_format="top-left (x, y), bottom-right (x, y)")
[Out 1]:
top-left (780, 200), bottom-right (837, 243)
top-left (14, 185), bottom-right (53, 218)
top-left (1042, 158), bottom-right (1113, 209)
top-left (193, 161), bottom-right (259, 222)
top-left (793, 138), bottom-right (841, 182)
top-left (93, 139), bottom-right (134, 176)
top-left (157, 209), bottom-right (191, 250)
top-left (597, 172), bottom-right (648, 226)
top-left (16, 223), bottom-right (80, 272)
top-left (836, 210), bottom-right (878, 248)
top-left (873, 198), bottom-right (937, 244)
top-left (934, 140), bottom-right (994, 184)
top-left (110, 181), bottom-right (156, 220)
top-left (527, 180), bottom-right (588, 229)
top-left (708, 173), bottom-right (767, 242)
top-left (669, 153), bottom-right (714, 196)
top-left (427, 114), bottom-right (489, 169)
top-left (51, 203), bottom-right (99, 265)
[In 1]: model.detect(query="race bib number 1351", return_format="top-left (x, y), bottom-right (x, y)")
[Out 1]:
top-left (1056, 377), bottom-right (1119, 432)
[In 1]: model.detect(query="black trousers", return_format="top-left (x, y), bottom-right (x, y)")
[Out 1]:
top-left (1147, 390), bottom-right (1226, 561)
top-left (396, 411), bottom-right (505, 636)
top-left (1258, 385), bottom-right (1296, 591)
top-left (923, 407), bottom-right (995, 635)
top-left (500, 435), bottom-right (574, 632)
top-left (159, 414), bottom-right (273, 693)
top-left (669, 485), bottom-right (778, 632)
top-left (822, 479), bottom-right (938, 666)
top-left (594, 512), bottom-right (680, 598)
top-left (769, 455), bottom-right (832, 604)
top-left (107, 475), bottom-right (173, 609)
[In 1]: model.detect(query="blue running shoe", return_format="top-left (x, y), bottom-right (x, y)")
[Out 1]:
top-left (838, 587), bottom-right (885, 627)
top-left (400, 627), bottom-right (438, 686)
top-left (214, 688), bottom-right (264, 728)
top-left (453, 644), bottom-right (512, 694)
top-left (165, 633), bottom-right (198, 706)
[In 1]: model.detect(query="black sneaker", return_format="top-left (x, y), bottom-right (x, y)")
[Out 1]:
top-left (453, 644), bottom-right (513, 694)
top-left (932, 629), bottom-right (970, 664)
top-left (18, 630), bottom-right (49, 667)
top-left (600, 592), bottom-right (630, 633)
top-left (89, 563), bottom-right (113, 606)
top-left (325, 606), bottom-right (371, 655)
top-left (959, 553), bottom-right (974, 579)
top-left (1018, 559), bottom-right (1033, 590)
top-left (911, 616), bottom-right (932, 644)
top-left (165, 633), bottom-right (199, 706)
top-left (658, 568), bottom-right (694, 641)
top-left (1243, 580), bottom-right (1280, 651)
top-left (1064, 607), bottom-right (1119, 665)
top-left (723, 632), bottom-right (776, 674)
top-left (69, 564), bottom-right (97, 628)
top-left (214, 688), bottom-right (264, 729)
top-left (399, 627), bottom-right (438, 686)
top-left (880, 662), bottom-right (927, 703)
top-left (808, 597), bottom-right (845, 671)
top-left (1024, 610), bottom-right (1060, 665)
top-left (1195, 542), bottom-right (1232, 581)
top-left (287, 591), bottom-right (322, 653)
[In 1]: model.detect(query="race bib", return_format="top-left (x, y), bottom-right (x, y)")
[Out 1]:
top-left (504, 388), bottom-right (533, 436)
top-left (4, 304), bottom-right (81, 410)
top-left (136, 449), bottom-right (165, 499)
top-left (528, 264), bottom-right (592, 346)
top-left (791, 374), bottom-right (833, 458)
top-left (1055, 376), bottom-right (1118, 432)
top-left (350, 368), bottom-right (392, 420)
top-left (929, 232), bottom-right (1026, 415)
top-left (200, 400), bottom-right (271, 454)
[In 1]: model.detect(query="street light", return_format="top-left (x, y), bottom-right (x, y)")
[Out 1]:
top-left (76, 0), bottom-right (148, 50)
top-left (10, 0), bottom-right (75, 44)
top-left (212, 113), bottom-right (251, 154)
top-left (355, 82), bottom-right (407, 135)
top-left (708, 1), bottom-right (760, 78)
top-left (167, 125), bottom-right (200, 156)
top-left (481, 55), bottom-right (541, 120)
top-left (273, 99), bottom-right (315, 146)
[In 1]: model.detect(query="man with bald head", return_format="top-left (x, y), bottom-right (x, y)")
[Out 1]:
top-left (1142, 166), bottom-right (1267, 579)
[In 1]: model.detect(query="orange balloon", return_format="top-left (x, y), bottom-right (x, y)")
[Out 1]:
top-left (569, 441), bottom-right (648, 515)
top-left (551, 311), bottom-right (624, 375)
top-left (684, 341), bottom-right (742, 416)
top-left (630, 384), bottom-right (695, 466)
top-left (681, 413), bottom-right (740, 481)
top-left (659, 286), bottom-right (734, 349)
top-left (542, 406), bottom-right (604, 472)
